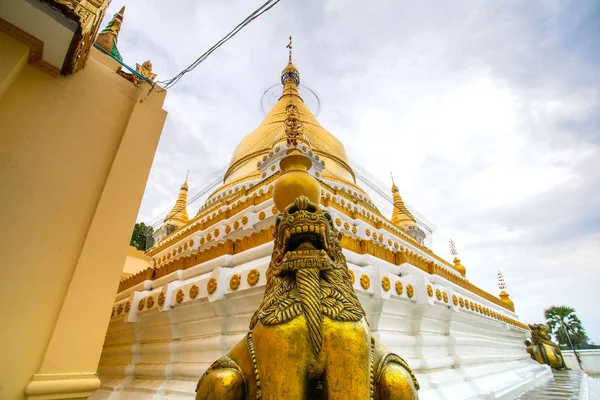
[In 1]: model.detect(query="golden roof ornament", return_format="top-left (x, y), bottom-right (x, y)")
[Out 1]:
top-left (164, 174), bottom-right (189, 227)
top-left (281, 35), bottom-right (300, 95)
top-left (96, 6), bottom-right (125, 61)
top-left (497, 271), bottom-right (514, 309)
top-left (118, 60), bottom-right (157, 86)
top-left (449, 239), bottom-right (467, 277)
top-left (390, 173), bottom-right (416, 227)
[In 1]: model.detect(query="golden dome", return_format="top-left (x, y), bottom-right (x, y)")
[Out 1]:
top-left (224, 59), bottom-right (355, 185)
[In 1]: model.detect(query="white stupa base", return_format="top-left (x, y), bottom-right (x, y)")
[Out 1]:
top-left (93, 248), bottom-right (551, 400)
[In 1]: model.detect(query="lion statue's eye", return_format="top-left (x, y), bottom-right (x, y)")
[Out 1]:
top-left (323, 212), bottom-right (332, 221)
top-left (275, 216), bottom-right (282, 227)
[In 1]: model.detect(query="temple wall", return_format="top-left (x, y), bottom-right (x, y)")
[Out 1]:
top-left (0, 35), bottom-right (167, 399)
top-left (93, 248), bottom-right (551, 400)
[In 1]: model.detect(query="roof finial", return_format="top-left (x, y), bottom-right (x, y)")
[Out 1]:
top-left (497, 270), bottom-right (506, 290)
top-left (287, 35), bottom-right (293, 63)
top-left (449, 239), bottom-right (458, 256)
top-left (185, 170), bottom-right (189, 182)
top-left (390, 172), bottom-right (395, 186)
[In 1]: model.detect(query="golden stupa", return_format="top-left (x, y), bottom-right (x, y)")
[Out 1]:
top-left (100, 37), bottom-right (547, 400)
top-left (225, 47), bottom-right (355, 187)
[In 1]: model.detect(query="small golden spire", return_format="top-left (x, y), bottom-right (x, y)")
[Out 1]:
top-left (164, 175), bottom-right (189, 227)
top-left (449, 239), bottom-right (458, 256)
top-left (449, 239), bottom-right (466, 277)
top-left (497, 270), bottom-right (506, 290)
top-left (497, 271), bottom-right (514, 309)
top-left (281, 35), bottom-right (300, 97)
top-left (390, 173), bottom-right (416, 227)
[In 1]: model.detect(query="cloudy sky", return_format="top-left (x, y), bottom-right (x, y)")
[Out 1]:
top-left (104, 0), bottom-right (600, 343)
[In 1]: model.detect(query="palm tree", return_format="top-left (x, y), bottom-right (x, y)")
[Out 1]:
top-left (544, 305), bottom-right (589, 349)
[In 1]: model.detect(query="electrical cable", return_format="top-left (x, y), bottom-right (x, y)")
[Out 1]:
top-left (152, 0), bottom-right (283, 92)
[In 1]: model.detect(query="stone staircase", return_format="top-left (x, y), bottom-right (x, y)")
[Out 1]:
top-left (517, 370), bottom-right (583, 399)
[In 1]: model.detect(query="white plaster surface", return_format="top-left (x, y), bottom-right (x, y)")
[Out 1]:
top-left (93, 246), bottom-right (551, 399)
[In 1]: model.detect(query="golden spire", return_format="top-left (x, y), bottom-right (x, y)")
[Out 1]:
top-left (449, 239), bottom-right (467, 277)
top-left (390, 173), bottom-right (416, 227)
top-left (164, 175), bottom-right (189, 228)
top-left (497, 271), bottom-right (514, 309)
top-left (281, 35), bottom-right (300, 97)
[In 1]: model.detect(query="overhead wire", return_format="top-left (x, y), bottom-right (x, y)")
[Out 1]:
top-left (152, 0), bottom-right (283, 92)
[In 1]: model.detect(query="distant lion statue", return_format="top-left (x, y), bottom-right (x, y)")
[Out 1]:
top-left (525, 324), bottom-right (568, 370)
top-left (196, 196), bottom-right (419, 399)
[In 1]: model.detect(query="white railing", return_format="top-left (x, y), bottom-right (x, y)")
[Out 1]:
top-left (562, 349), bottom-right (600, 375)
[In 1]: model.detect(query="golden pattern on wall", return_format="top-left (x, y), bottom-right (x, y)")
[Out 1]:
top-left (158, 292), bottom-right (165, 306)
top-left (176, 289), bottom-right (184, 304)
top-left (407, 284), bottom-right (414, 298)
top-left (427, 284), bottom-right (433, 297)
top-left (247, 269), bottom-right (260, 286)
top-left (137, 298), bottom-right (145, 311)
top-left (207, 278), bottom-right (217, 294)
top-left (360, 274), bottom-right (370, 290)
top-left (147, 296), bottom-right (154, 308)
top-left (230, 274), bottom-right (241, 290)
top-left (395, 280), bottom-right (403, 295)
top-left (189, 284), bottom-right (199, 299)
top-left (381, 276), bottom-right (391, 291)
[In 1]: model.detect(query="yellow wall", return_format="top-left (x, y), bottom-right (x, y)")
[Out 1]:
top-left (0, 36), bottom-right (167, 399)
top-left (122, 246), bottom-right (153, 278)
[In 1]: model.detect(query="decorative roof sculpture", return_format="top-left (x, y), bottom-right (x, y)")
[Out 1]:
top-left (117, 60), bottom-right (158, 86)
top-left (497, 271), bottom-right (514, 308)
top-left (96, 6), bottom-right (125, 61)
top-left (449, 239), bottom-right (467, 277)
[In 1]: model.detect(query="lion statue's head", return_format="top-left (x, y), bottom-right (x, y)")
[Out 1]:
top-left (250, 196), bottom-right (364, 355)
top-left (269, 196), bottom-right (346, 277)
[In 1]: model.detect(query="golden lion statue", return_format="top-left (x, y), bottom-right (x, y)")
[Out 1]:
top-left (196, 196), bottom-right (419, 399)
top-left (525, 324), bottom-right (568, 370)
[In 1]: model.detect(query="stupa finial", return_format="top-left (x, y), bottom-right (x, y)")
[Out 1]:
top-left (449, 239), bottom-right (466, 277)
top-left (497, 270), bottom-right (506, 290)
top-left (281, 36), bottom-right (300, 91)
top-left (497, 271), bottom-right (514, 309)
top-left (449, 239), bottom-right (458, 256)
top-left (287, 35), bottom-right (293, 63)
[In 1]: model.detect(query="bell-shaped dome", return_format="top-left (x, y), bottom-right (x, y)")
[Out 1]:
top-left (224, 59), bottom-right (355, 185)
